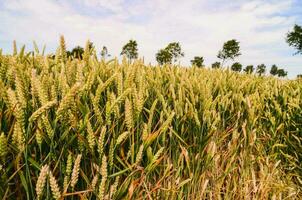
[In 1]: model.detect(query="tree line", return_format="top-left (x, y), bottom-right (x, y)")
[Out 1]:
top-left (63, 24), bottom-right (302, 79)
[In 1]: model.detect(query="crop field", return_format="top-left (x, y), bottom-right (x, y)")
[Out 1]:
top-left (0, 39), bottom-right (301, 199)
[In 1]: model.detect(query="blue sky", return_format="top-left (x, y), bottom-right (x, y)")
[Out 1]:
top-left (0, 0), bottom-right (301, 77)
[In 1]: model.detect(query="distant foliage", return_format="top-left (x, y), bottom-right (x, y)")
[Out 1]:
top-left (166, 42), bottom-right (184, 63)
top-left (156, 49), bottom-right (173, 65)
top-left (277, 68), bottom-right (288, 77)
top-left (121, 40), bottom-right (138, 61)
top-left (191, 56), bottom-right (204, 67)
top-left (244, 65), bottom-right (254, 74)
top-left (211, 61), bottom-right (221, 69)
top-left (286, 24), bottom-right (302, 55)
top-left (100, 46), bottom-right (110, 59)
top-left (231, 62), bottom-right (242, 72)
top-left (270, 65), bottom-right (287, 77)
top-left (270, 65), bottom-right (279, 76)
top-left (68, 46), bottom-right (84, 59)
top-left (256, 64), bottom-right (266, 76)
top-left (156, 42), bottom-right (184, 65)
top-left (65, 41), bottom-right (94, 60)
top-left (217, 39), bottom-right (241, 65)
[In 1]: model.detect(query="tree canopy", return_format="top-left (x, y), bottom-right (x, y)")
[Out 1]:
top-left (191, 56), bottom-right (204, 67)
top-left (156, 42), bottom-right (184, 65)
top-left (277, 69), bottom-right (287, 77)
top-left (211, 62), bottom-right (221, 69)
top-left (256, 64), bottom-right (266, 76)
top-left (156, 49), bottom-right (173, 65)
top-left (217, 39), bottom-right (241, 65)
top-left (270, 65), bottom-right (287, 77)
top-left (166, 42), bottom-right (184, 63)
top-left (270, 65), bottom-right (279, 76)
top-left (244, 65), bottom-right (254, 74)
top-left (101, 46), bottom-right (110, 59)
top-left (66, 41), bottom-right (94, 60)
top-left (68, 46), bottom-right (84, 59)
top-left (286, 24), bottom-right (302, 55)
top-left (121, 40), bottom-right (138, 61)
top-left (231, 62), bottom-right (242, 72)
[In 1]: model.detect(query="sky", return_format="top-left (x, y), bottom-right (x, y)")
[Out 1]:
top-left (0, 0), bottom-right (301, 78)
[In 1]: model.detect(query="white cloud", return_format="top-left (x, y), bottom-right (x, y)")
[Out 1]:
top-left (0, 0), bottom-right (301, 77)
top-left (78, 0), bottom-right (125, 14)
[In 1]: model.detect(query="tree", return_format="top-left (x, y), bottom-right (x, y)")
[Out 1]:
top-left (277, 69), bottom-right (287, 77)
top-left (191, 56), bottom-right (204, 67)
top-left (217, 39), bottom-right (241, 66)
top-left (270, 65), bottom-right (279, 76)
top-left (101, 46), bottom-right (110, 59)
top-left (66, 50), bottom-right (72, 58)
top-left (211, 62), bottom-right (221, 69)
top-left (231, 62), bottom-right (242, 72)
top-left (121, 40), bottom-right (138, 61)
top-left (156, 49), bottom-right (172, 65)
top-left (156, 42), bottom-right (184, 65)
top-left (297, 74), bottom-right (302, 79)
top-left (244, 65), bottom-right (254, 74)
top-left (165, 42), bottom-right (184, 63)
top-left (88, 42), bottom-right (94, 51)
top-left (256, 64), bottom-right (266, 76)
top-left (70, 46), bottom-right (84, 59)
top-left (286, 24), bottom-right (302, 55)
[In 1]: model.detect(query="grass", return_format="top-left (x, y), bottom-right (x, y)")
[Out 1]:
top-left (0, 38), bottom-right (301, 199)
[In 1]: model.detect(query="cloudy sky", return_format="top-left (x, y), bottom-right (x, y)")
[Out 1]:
top-left (0, 0), bottom-right (301, 77)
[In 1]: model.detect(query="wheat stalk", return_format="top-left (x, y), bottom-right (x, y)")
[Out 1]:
top-left (49, 170), bottom-right (61, 199)
top-left (70, 154), bottom-right (82, 188)
top-left (36, 165), bottom-right (49, 199)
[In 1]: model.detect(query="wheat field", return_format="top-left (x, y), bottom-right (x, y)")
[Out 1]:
top-left (0, 38), bottom-right (301, 199)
